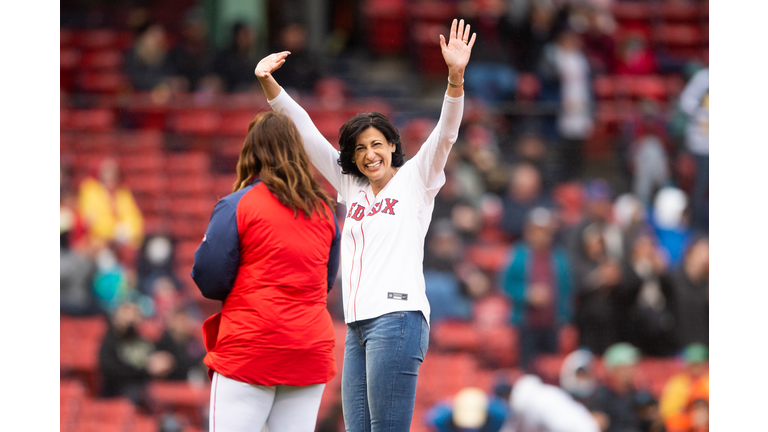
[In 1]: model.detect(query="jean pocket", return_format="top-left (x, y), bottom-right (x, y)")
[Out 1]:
top-left (419, 316), bottom-right (429, 360)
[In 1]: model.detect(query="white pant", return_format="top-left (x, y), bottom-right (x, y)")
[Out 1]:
top-left (209, 372), bottom-right (326, 432)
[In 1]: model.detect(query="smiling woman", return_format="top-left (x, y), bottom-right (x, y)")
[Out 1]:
top-left (252, 18), bottom-right (477, 432)
top-left (337, 112), bottom-right (405, 195)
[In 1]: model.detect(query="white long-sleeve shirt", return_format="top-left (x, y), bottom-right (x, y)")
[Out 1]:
top-left (269, 88), bottom-right (464, 325)
top-left (679, 68), bottom-right (709, 156)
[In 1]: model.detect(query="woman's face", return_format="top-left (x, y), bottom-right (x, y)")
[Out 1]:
top-left (353, 127), bottom-right (396, 183)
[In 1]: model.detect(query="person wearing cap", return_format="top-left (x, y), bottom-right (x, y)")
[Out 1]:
top-left (424, 387), bottom-right (509, 432)
top-left (585, 342), bottom-right (643, 432)
top-left (501, 206), bottom-right (574, 371)
top-left (499, 163), bottom-right (555, 241)
top-left (659, 344), bottom-right (709, 426)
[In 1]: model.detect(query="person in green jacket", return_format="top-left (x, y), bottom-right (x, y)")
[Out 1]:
top-left (501, 207), bottom-right (574, 371)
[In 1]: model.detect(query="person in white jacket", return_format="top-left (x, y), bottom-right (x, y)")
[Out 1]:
top-left (253, 19), bottom-right (476, 432)
top-left (509, 374), bottom-right (601, 432)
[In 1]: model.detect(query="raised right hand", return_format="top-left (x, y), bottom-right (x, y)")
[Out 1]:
top-left (254, 51), bottom-right (291, 80)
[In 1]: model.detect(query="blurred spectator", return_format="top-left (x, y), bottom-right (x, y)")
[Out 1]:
top-left (580, 6), bottom-right (615, 75)
top-left (678, 68), bottom-right (709, 232)
top-left (540, 27), bottom-right (594, 181)
top-left (507, 133), bottom-right (559, 190)
top-left (513, 0), bottom-right (565, 73)
top-left (500, 163), bottom-right (554, 240)
top-left (98, 302), bottom-right (176, 407)
top-left (559, 349), bottom-right (598, 405)
top-left (665, 379), bottom-right (708, 432)
top-left (659, 344), bottom-right (709, 428)
top-left (272, 21), bottom-right (321, 95)
top-left (78, 157), bottom-right (144, 252)
top-left (92, 246), bottom-right (133, 313)
top-left (153, 307), bottom-right (206, 381)
top-left (627, 105), bottom-right (672, 206)
top-left (634, 391), bottom-right (665, 432)
top-left (625, 233), bottom-right (677, 357)
top-left (612, 193), bottom-right (649, 256)
top-left (61, 167), bottom-right (99, 316)
top-left (567, 179), bottom-right (624, 260)
top-left (124, 22), bottom-right (176, 91)
top-left (136, 233), bottom-right (183, 297)
top-left (668, 237), bottom-right (708, 349)
top-left (572, 222), bottom-right (638, 355)
top-left (501, 207), bottom-right (573, 371)
top-left (509, 374), bottom-right (600, 432)
top-left (458, 0), bottom-right (518, 104)
top-left (425, 387), bottom-right (509, 432)
top-left (651, 187), bottom-right (692, 268)
top-left (214, 22), bottom-right (263, 92)
top-left (614, 34), bottom-right (657, 76)
top-left (168, 7), bottom-right (220, 93)
top-left (586, 342), bottom-right (643, 432)
top-left (424, 219), bottom-right (473, 323)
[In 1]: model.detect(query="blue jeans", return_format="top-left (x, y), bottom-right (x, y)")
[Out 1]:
top-left (342, 311), bottom-right (429, 432)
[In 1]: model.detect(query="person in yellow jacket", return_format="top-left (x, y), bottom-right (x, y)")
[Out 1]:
top-left (78, 157), bottom-right (144, 250)
top-left (659, 344), bottom-right (709, 423)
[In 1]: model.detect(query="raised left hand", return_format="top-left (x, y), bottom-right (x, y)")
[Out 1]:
top-left (439, 19), bottom-right (476, 75)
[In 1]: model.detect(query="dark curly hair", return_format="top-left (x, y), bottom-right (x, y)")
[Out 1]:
top-left (337, 112), bottom-right (405, 178)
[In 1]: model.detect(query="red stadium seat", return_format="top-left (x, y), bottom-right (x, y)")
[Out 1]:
top-left (168, 197), bottom-right (217, 219)
top-left (61, 28), bottom-right (76, 47)
top-left (130, 415), bottom-right (160, 432)
top-left (146, 381), bottom-right (210, 427)
top-left (430, 321), bottom-right (479, 352)
top-left (167, 176), bottom-right (215, 197)
top-left (77, 29), bottom-right (131, 51)
top-left (592, 75), bottom-right (616, 100)
top-left (169, 110), bottom-right (222, 135)
top-left (362, 0), bottom-right (408, 54)
top-left (218, 110), bottom-right (261, 136)
top-left (118, 130), bottom-right (165, 153)
top-left (60, 316), bottom-right (109, 395)
top-left (66, 108), bottom-right (116, 132)
top-left (77, 71), bottom-right (128, 94)
top-left (657, 2), bottom-right (701, 22)
top-left (653, 24), bottom-right (702, 47)
top-left (80, 49), bottom-right (124, 71)
top-left (61, 48), bottom-right (81, 71)
top-left (120, 153), bottom-right (165, 174)
top-left (612, 2), bottom-right (651, 21)
top-left (165, 152), bottom-right (211, 175)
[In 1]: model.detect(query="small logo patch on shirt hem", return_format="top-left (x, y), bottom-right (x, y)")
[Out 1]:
top-left (387, 292), bottom-right (408, 300)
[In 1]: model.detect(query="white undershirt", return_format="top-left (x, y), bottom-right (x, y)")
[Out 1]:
top-left (269, 88), bottom-right (464, 326)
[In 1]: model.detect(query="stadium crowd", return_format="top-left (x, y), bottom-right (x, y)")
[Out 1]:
top-left (60, 0), bottom-right (709, 431)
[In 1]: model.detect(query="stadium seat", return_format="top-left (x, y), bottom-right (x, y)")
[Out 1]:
top-left (652, 24), bottom-right (702, 47)
top-left (167, 176), bottom-right (215, 198)
top-left (81, 50), bottom-right (124, 71)
top-left (77, 29), bottom-right (131, 51)
top-left (430, 320), bottom-right (479, 353)
top-left (217, 110), bottom-right (260, 136)
top-left (61, 28), bottom-right (75, 48)
top-left (592, 75), bottom-right (616, 100)
top-left (465, 242), bottom-right (511, 273)
top-left (60, 316), bottom-right (109, 395)
top-left (657, 2), bottom-right (701, 22)
top-left (165, 152), bottom-right (210, 175)
top-left (169, 110), bottom-right (222, 135)
top-left (77, 70), bottom-right (128, 95)
top-left (60, 48), bottom-right (81, 72)
top-left (146, 381), bottom-right (210, 427)
top-left (66, 108), bottom-right (117, 132)
top-left (552, 182), bottom-right (584, 227)
top-left (362, 0), bottom-right (408, 55)
top-left (167, 197), bottom-right (217, 219)
top-left (130, 415), bottom-right (160, 432)
top-left (116, 130), bottom-right (165, 154)
top-left (611, 2), bottom-right (652, 23)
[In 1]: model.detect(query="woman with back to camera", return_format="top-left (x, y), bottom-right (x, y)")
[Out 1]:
top-left (191, 111), bottom-right (341, 432)
top-left (253, 19), bottom-right (476, 431)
